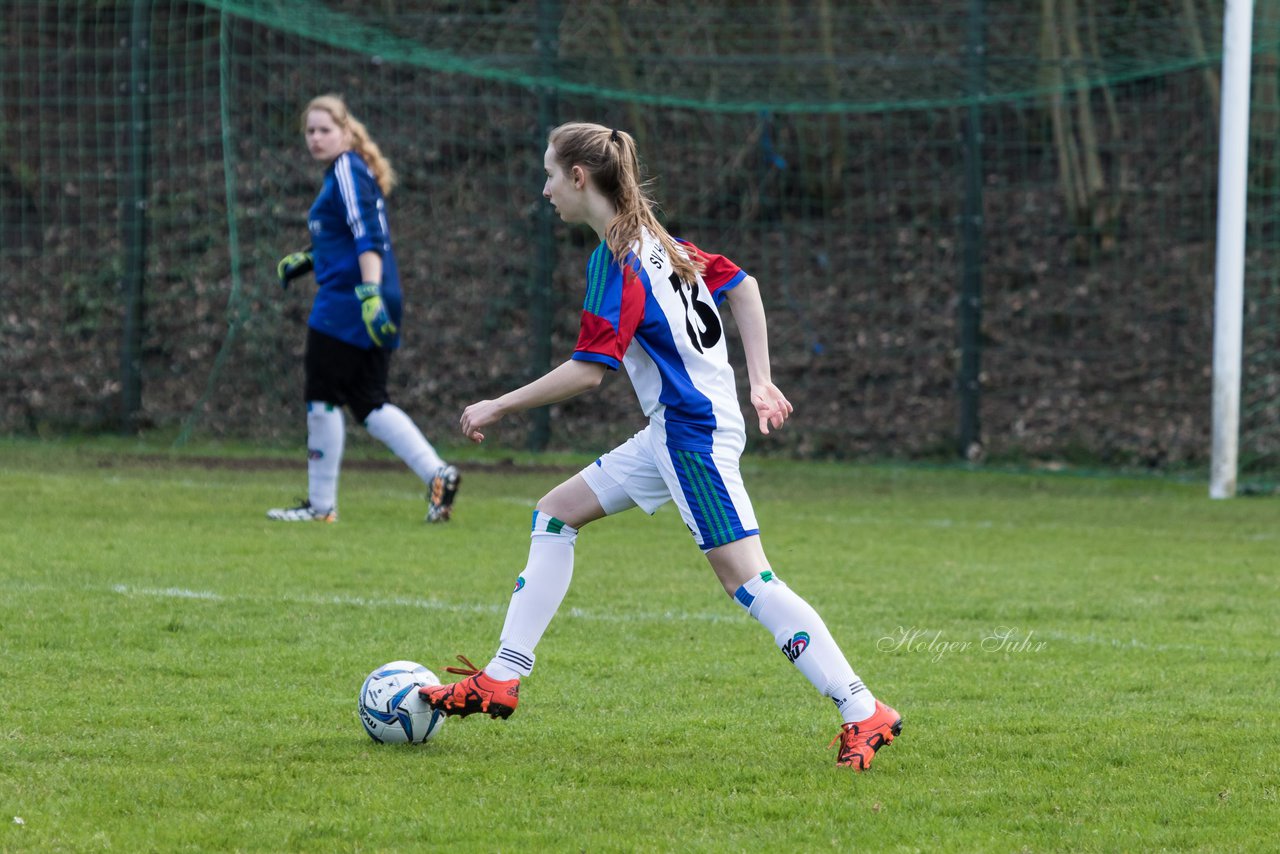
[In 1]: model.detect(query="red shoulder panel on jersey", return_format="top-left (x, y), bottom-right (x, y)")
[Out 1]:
top-left (676, 238), bottom-right (743, 293)
top-left (574, 311), bottom-right (623, 367)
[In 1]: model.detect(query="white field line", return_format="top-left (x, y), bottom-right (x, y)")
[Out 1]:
top-left (105, 583), bottom-right (741, 625)
top-left (0, 581), bottom-right (1258, 657)
top-left (813, 513), bottom-right (1278, 540)
top-left (93, 583), bottom-right (1261, 656)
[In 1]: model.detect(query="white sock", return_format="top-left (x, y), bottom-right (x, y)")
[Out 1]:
top-left (364, 404), bottom-right (446, 483)
top-left (486, 511), bottom-right (578, 681)
top-left (734, 571), bottom-right (876, 723)
top-left (306, 402), bottom-right (344, 512)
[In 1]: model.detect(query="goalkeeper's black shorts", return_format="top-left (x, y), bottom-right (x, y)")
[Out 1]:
top-left (303, 327), bottom-right (391, 424)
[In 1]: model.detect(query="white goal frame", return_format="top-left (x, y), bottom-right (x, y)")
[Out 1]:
top-left (1211, 0), bottom-right (1255, 499)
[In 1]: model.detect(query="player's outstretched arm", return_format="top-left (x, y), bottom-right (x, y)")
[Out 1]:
top-left (461, 359), bottom-right (607, 443)
top-left (724, 275), bottom-right (794, 434)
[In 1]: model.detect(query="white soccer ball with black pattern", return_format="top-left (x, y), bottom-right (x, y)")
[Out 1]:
top-left (358, 661), bottom-right (446, 744)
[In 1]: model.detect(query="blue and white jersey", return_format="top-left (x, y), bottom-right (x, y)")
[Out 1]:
top-left (571, 231), bottom-right (747, 452)
top-left (306, 150), bottom-right (402, 350)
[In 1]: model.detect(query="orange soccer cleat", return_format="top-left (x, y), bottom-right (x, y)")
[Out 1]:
top-left (425, 465), bottom-right (461, 523)
top-left (419, 654), bottom-right (519, 719)
top-left (829, 700), bottom-right (902, 771)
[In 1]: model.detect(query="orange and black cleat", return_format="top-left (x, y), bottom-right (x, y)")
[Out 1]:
top-left (830, 700), bottom-right (902, 771)
top-left (425, 465), bottom-right (461, 523)
top-left (419, 654), bottom-right (519, 719)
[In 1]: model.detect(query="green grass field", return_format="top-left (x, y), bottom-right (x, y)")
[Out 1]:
top-left (1, 436), bottom-right (1275, 852)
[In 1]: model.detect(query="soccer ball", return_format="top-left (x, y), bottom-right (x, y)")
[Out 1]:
top-left (358, 660), bottom-right (446, 744)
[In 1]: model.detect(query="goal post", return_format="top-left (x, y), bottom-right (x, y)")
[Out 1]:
top-left (1211, 0), bottom-right (1256, 499)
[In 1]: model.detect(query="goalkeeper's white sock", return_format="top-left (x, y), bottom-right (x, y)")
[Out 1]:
top-left (734, 571), bottom-right (876, 723)
top-left (486, 511), bottom-right (578, 681)
top-left (364, 404), bottom-right (446, 483)
top-left (306, 402), bottom-right (344, 513)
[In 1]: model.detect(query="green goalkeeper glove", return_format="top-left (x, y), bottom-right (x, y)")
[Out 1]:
top-left (355, 282), bottom-right (397, 347)
top-left (276, 249), bottom-right (314, 289)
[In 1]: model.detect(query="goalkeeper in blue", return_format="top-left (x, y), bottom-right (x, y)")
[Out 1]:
top-left (421, 123), bottom-right (901, 771)
top-left (267, 94), bottom-right (459, 524)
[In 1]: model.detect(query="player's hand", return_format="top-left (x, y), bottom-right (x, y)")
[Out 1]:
top-left (460, 399), bottom-right (505, 444)
top-left (750, 382), bottom-right (793, 435)
top-left (355, 283), bottom-right (397, 347)
top-left (276, 249), bottom-right (313, 289)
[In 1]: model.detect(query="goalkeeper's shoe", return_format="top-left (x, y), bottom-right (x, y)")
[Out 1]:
top-left (418, 655), bottom-right (519, 719)
top-left (425, 464), bottom-right (461, 523)
top-left (829, 700), bottom-right (902, 771)
top-left (265, 499), bottom-right (337, 523)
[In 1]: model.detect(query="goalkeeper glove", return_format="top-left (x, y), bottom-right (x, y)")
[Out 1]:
top-left (355, 282), bottom-right (397, 347)
top-left (276, 249), bottom-right (314, 289)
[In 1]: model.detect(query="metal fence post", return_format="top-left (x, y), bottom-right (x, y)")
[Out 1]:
top-left (527, 0), bottom-right (561, 451)
top-left (120, 0), bottom-right (151, 432)
top-left (957, 0), bottom-right (986, 459)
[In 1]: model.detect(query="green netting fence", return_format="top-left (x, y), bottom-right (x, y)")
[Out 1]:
top-left (2, 0), bottom-right (1278, 485)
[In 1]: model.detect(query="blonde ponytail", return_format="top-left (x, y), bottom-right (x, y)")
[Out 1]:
top-left (548, 122), bottom-right (700, 283)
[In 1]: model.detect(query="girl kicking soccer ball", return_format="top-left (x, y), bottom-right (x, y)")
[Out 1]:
top-left (420, 122), bottom-right (901, 771)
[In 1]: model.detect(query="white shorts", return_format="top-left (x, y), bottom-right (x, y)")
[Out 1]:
top-left (579, 424), bottom-right (759, 551)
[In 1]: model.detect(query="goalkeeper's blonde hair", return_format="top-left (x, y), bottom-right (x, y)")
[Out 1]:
top-left (302, 94), bottom-right (397, 196)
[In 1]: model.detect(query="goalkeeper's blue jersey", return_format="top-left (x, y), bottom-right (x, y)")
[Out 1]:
top-left (307, 150), bottom-right (402, 350)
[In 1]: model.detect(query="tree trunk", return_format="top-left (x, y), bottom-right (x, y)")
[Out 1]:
top-left (1181, 0), bottom-right (1221, 119)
